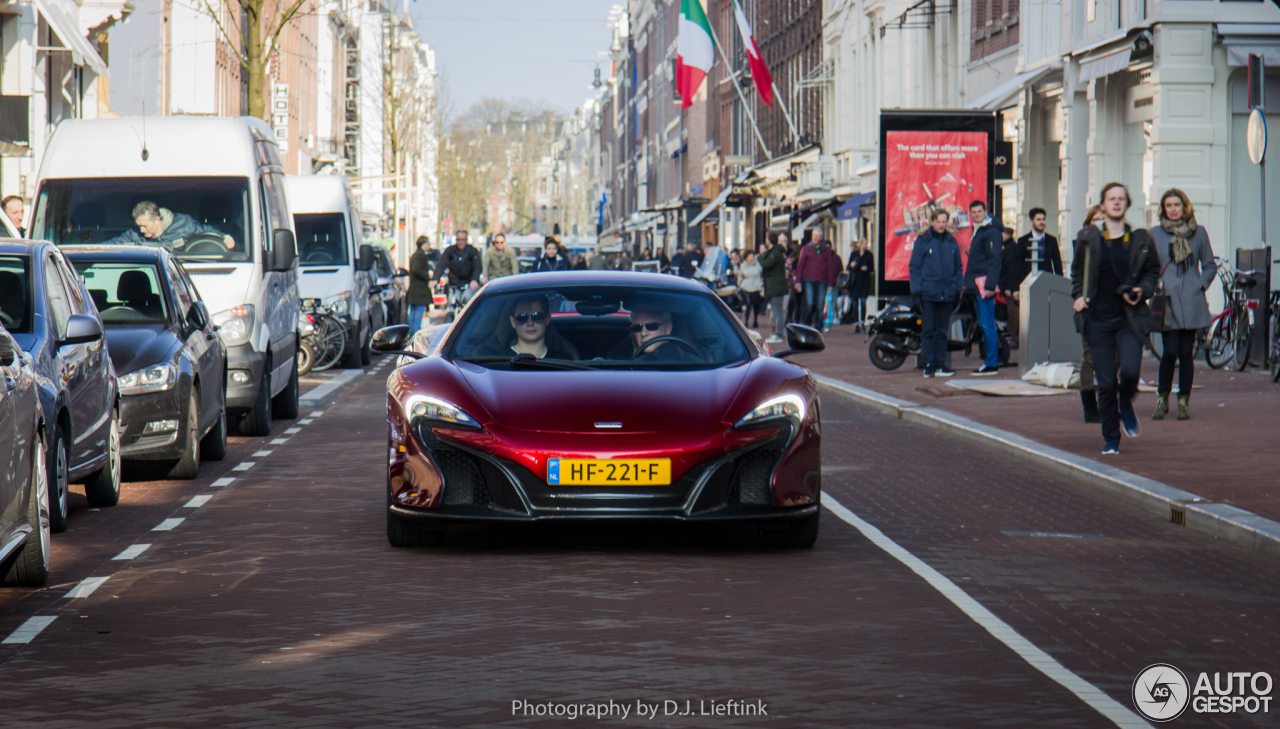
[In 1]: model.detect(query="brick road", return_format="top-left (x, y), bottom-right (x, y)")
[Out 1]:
top-left (0, 353), bottom-right (1276, 727)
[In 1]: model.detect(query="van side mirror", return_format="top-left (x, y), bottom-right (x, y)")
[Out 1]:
top-left (357, 244), bottom-right (375, 271)
top-left (59, 314), bottom-right (104, 346)
top-left (188, 301), bottom-right (210, 330)
top-left (271, 229), bottom-right (297, 272)
top-left (395, 267), bottom-right (410, 278)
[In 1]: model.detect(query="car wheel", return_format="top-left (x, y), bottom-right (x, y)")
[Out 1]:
top-left (2, 434), bottom-right (51, 587)
top-left (297, 340), bottom-right (314, 376)
top-left (760, 510), bottom-right (820, 549)
top-left (47, 425), bottom-right (70, 533)
top-left (201, 384), bottom-right (228, 462)
top-left (84, 409), bottom-right (121, 508)
top-left (166, 391), bottom-right (201, 480)
top-left (273, 349), bottom-right (300, 420)
top-left (360, 321), bottom-right (373, 366)
top-left (386, 482), bottom-right (445, 547)
top-left (239, 368), bottom-right (273, 437)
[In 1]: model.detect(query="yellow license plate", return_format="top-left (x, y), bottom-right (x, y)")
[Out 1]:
top-left (547, 458), bottom-right (671, 486)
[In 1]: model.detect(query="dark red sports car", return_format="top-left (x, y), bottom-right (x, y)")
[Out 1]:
top-left (372, 272), bottom-right (825, 548)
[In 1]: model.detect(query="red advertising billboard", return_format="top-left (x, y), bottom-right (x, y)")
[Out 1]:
top-left (877, 112), bottom-right (997, 297)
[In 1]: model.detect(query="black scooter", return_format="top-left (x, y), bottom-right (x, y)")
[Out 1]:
top-left (866, 295), bottom-right (1010, 371)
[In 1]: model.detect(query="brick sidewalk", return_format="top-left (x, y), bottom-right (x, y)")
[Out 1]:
top-left (786, 324), bottom-right (1280, 524)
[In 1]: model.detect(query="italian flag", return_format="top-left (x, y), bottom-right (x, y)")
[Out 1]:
top-left (677, 0), bottom-right (713, 109)
top-left (732, 0), bottom-right (773, 106)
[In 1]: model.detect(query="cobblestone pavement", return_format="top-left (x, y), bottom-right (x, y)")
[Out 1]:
top-left (0, 354), bottom-right (1276, 728)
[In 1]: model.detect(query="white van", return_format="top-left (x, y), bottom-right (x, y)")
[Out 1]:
top-left (285, 175), bottom-right (377, 366)
top-left (30, 116), bottom-right (300, 436)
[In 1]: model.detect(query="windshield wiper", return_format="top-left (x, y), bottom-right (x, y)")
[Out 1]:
top-left (456, 355), bottom-right (593, 371)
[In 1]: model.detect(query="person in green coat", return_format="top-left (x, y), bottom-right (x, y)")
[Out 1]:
top-left (759, 230), bottom-right (790, 343)
top-left (407, 236), bottom-right (435, 336)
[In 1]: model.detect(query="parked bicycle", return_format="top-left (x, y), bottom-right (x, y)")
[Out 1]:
top-left (301, 299), bottom-right (347, 373)
top-left (1204, 258), bottom-right (1261, 371)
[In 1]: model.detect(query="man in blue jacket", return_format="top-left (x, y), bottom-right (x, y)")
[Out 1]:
top-left (909, 209), bottom-right (964, 378)
top-left (965, 200), bottom-right (1003, 375)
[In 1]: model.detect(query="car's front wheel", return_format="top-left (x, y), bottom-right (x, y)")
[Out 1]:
top-left (166, 391), bottom-right (201, 480)
top-left (84, 409), bottom-right (121, 507)
top-left (47, 424), bottom-right (70, 533)
top-left (386, 481), bottom-right (445, 547)
top-left (760, 510), bottom-right (820, 549)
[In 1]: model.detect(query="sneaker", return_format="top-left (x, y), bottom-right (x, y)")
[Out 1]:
top-left (1119, 399), bottom-right (1141, 438)
top-left (1101, 441), bottom-right (1120, 455)
top-left (765, 335), bottom-right (783, 344)
top-left (973, 364), bottom-right (999, 376)
top-left (923, 368), bottom-right (935, 378)
top-left (934, 367), bottom-right (956, 377)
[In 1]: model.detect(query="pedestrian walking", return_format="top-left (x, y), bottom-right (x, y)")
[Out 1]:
top-left (846, 240), bottom-right (874, 331)
top-left (909, 209), bottom-right (964, 378)
top-left (1003, 207), bottom-right (1064, 347)
top-left (482, 232), bottom-right (519, 282)
top-left (760, 232), bottom-right (789, 343)
top-left (965, 200), bottom-right (1003, 375)
top-left (785, 239), bottom-right (802, 324)
top-left (406, 235), bottom-right (435, 337)
top-left (573, 253), bottom-right (588, 270)
top-left (531, 236), bottom-right (570, 272)
top-left (795, 228), bottom-right (841, 328)
top-left (1071, 182), bottom-right (1162, 455)
top-left (1148, 188), bottom-right (1216, 421)
top-left (1075, 205), bottom-right (1105, 424)
top-left (739, 250), bottom-right (763, 327)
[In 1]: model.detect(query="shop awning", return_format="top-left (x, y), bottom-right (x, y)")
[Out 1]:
top-left (35, 0), bottom-right (109, 76)
top-left (1218, 24), bottom-right (1280, 67)
top-left (793, 212), bottom-right (821, 237)
top-left (1078, 47), bottom-right (1131, 83)
top-left (968, 62), bottom-right (1061, 111)
top-left (837, 192), bottom-right (875, 220)
top-left (689, 188), bottom-right (731, 227)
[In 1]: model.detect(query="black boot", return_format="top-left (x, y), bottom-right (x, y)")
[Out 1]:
top-left (1081, 390), bottom-right (1100, 423)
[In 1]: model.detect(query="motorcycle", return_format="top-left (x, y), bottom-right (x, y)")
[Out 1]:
top-left (866, 295), bottom-right (1010, 371)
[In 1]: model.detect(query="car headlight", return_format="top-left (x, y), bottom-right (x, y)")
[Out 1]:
top-left (325, 293), bottom-right (350, 318)
top-left (405, 395), bottom-right (481, 430)
top-left (213, 304), bottom-right (256, 347)
top-left (734, 394), bottom-right (806, 429)
top-left (118, 363), bottom-right (176, 396)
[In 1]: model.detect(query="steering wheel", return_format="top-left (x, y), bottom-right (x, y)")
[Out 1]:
top-left (185, 232), bottom-right (230, 256)
top-left (634, 335), bottom-right (706, 361)
top-left (0, 310), bottom-right (14, 327)
top-left (303, 249), bottom-right (336, 265)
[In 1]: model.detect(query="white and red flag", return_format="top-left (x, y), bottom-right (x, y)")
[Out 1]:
top-left (677, 0), bottom-right (714, 109)
top-left (731, 0), bottom-right (773, 106)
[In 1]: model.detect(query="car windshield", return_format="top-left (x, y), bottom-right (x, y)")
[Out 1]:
top-left (72, 261), bottom-right (170, 325)
top-left (0, 255), bottom-right (31, 333)
top-left (294, 213), bottom-right (349, 266)
top-left (32, 177), bottom-right (252, 263)
top-left (447, 285), bottom-right (751, 370)
top-left (372, 247), bottom-right (392, 278)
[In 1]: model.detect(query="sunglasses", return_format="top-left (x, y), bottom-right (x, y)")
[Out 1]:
top-left (630, 322), bottom-right (663, 333)
top-left (513, 311), bottom-right (548, 325)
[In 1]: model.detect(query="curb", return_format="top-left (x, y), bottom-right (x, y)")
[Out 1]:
top-left (813, 373), bottom-right (1280, 560)
top-left (299, 368), bottom-right (365, 408)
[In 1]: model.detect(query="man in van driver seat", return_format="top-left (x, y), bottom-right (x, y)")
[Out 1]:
top-left (105, 201), bottom-right (236, 251)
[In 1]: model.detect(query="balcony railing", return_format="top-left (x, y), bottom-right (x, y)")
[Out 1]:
top-left (795, 155), bottom-right (835, 197)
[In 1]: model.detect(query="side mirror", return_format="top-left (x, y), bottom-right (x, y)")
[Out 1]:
top-left (59, 314), bottom-right (104, 346)
top-left (370, 284), bottom-right (385, 295)
top-left (188, 300), bottom-right (210, 330)
top-left (270, 229), bottom-right (297, 272)
top-left (773, 324), bottom-right (825, 359)
top-left (370, 325), bottom-right (425, 359)
top-left (394, 267), bottom-right (410, 278)
top-left (357, 244), bottom-right (376, 271)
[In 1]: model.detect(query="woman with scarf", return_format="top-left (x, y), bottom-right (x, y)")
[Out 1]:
top-left (1148, 189), bottom-right (1216, 421)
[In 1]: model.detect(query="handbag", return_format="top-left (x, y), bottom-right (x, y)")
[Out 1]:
top-left (1147, 259), bottom-right (1175, 333)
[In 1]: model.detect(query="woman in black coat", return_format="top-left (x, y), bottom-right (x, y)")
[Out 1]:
top-left (845, 240), bottom-right (874, 331)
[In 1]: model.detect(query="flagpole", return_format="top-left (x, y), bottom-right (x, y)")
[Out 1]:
top-left (771, 81), bottom-right (801, 147)
top-left (706, 16), bottom-right (771, 159)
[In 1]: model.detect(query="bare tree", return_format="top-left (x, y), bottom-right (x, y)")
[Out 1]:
top-left (193, 0), bottom-right (311, 120)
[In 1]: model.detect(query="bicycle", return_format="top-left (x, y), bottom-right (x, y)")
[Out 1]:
top-left (1203, 258), bottom-right (1260, 371)
top-left (301, 299), bottom-right (347, 372)
top-left (1268, 289), bottom-right (1280, 383)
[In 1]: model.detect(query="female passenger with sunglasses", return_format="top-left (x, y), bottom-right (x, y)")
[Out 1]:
top-left (477, 294), bottom-right (578, 360)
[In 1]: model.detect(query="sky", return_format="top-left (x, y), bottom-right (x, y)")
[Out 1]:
top-left (109, 0), bottom-right (623, 120)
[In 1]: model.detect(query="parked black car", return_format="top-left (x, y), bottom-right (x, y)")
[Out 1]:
top-left (372, 246), bottom-right (408, 326)
top-left (66, 247), bottom-right (227, 479)
top-left (0, 323), bottom-right (51, 587)
top-left (0, 240), bottom-right (120, 533)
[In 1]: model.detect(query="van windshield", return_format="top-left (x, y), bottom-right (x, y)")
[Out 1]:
top-left (32, 177), bottom-right (253, 263)
top-left (294, 213), bottom-right (349, 266)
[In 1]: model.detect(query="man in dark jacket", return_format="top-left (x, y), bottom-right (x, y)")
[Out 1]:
top-left (106, 201), bottom-right (236, 251)
top-left (531, 237), bottom-right (569, 272)
top-left (674, 243), bottom-right (701, 278)
top-left (964, 201), bottom-right (1003, 375)
top-left (909, 210), bottom-right (964, 378)
top-left (1071, 182), bottom-right (1162, 455)
top-left (759, 234), bottom-right (789, 343)
top-left (406, 236), bottom-right (435, 336)
top-left (434, 230), bottom-right (481, 304)
top-left (794, 228), bottom-right (841, 328)
top-left (1002, 207), bottom-right (1063, 346)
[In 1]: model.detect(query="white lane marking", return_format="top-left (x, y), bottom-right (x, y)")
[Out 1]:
top-left (270, 438), bottom-right (289, 445)
top-left (211, 477), bottom-right (235, 487)
top-left (152, 518), bottom-right (185, 531)
top-left (253, 450), bottom-right (273, 457)
top-left (2, 616), bottom-right (57, 644)
top-left (284, 427), bottom-right (302, 435)
top-left (821, 493), bottom-right (1149, 729)
top-left (64, 576), bottom-right (111, 599)
top-left (184, 495), bottom-right (212, 508)
top-left (309, 411), bottom-right (324, 417)
top-left (112, 543), bottom-right (151, 560)
top-left (297, 419), bottom-right (314, 425)
top-left (232, 462), bottom-right (254, 471)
